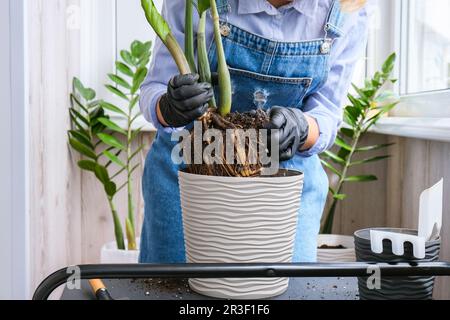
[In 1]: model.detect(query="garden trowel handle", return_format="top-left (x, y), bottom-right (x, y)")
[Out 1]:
top-left (89, 279), bottom-right (114, 300)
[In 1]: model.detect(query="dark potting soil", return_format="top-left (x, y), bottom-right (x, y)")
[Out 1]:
top-left (224, 109), bottom-right (270, 130)
top-left (319, 245), bottom-right (347, 249)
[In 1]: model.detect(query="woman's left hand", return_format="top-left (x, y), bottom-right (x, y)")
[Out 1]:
top-left (266, 107), bottom-right (310, 161)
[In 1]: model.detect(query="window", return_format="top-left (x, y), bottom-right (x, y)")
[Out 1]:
top-left (80, 0), bottom-right (163, 130)
top-left (401, 0), bottom-right (450, 95)
top-left (381, 0), bottom-right (450, 120)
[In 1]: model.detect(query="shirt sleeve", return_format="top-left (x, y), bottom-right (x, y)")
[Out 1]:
top-left (139, 0), bottom-right (198, 133)
top-left (299, 6), bottom-right (371, 157)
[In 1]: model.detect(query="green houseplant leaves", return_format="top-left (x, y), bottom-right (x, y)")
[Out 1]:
top-left (68, 40), bottom-right (152, 250)
top-left (320, 53), bottom-right (399, 234)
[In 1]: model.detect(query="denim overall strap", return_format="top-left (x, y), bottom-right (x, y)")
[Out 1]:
top-left (324, 0), bottom-right (347, 40)
top-left (216, 0), bottom-right (232, 14)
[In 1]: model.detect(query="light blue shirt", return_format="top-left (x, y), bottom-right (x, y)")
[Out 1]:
top-left (140, 0), bottom-right (371, 156)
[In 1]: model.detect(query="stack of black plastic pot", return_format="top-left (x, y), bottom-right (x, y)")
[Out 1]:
top-left (354, 228), bottom-right (441, 300)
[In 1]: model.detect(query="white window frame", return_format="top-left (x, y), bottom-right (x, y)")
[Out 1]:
top-left (371, 0), bottom-right (450, 142)
top-left (0, 0), bottom-right (30, 299)
top-left (79, 0), bottom-right (158, 132)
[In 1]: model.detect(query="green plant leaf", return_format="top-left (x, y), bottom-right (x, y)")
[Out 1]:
top-left (337, 147), bottom-right (351, 160)
top-left (97, 133), bottom-right (126, 150)
top-left (131, 40), bottom-right (145, 58)
top-left (103, 150), bottom-right (126, 167)
top-left (320, 159), bottom-right (342, 177)
top-left (69, 108), bottom-right (89, 127)
top-left (348, 93), bottom-right (363, 110)
top-left (382, 53), bottom-right (396, 75)
top-left (69, 130), bottom-right (93, 149)
top-left (355, 143), bottom-right (394, 152)
top-left (120, 50), bottom-right (135, 66)
top-left (335, 136), bottom-right (352, 151)
top-left (88, 100), bottom-right (101, 109)
top-left (69, 114), bottom-right (90, 136)
top-left (141, 0), bottom-right (171, 41)
top-left (343, 111), bottom-right (356, 126)
top-left (98, 117), bottom-right (127, 135)
top-left (352, 83), bottom-right (369, 100)
top-left (333, 193), bottom-right (347, 200)
top-left (138, 56), bottom-right (151, 69)
top-left (105, 181), bottom-right (117, 197)
top-left (345, 106), bottom-right (362, 122)
top-left (73, 77), bottom-right (96, 101)
top-left (77, 160), bottom-right (97, 172)
top-left (108, 74), bottom-right (131, 89)
top-left (116, 62), bottom-right (134, 77)
top-left (323, 150), bottom-right (346, 165)
top-left (100, 101), bottom-right (127, 117)
top-left (340, 128), bottom-right (355, 138)
top-left (197, 0), bottom-right (211, 14)
top-left (350, 155), bottom-right (390, 166)
top-left (94, 164), bottom-right (110, 184)
top-left (132, 67), bottom-right (148, 94)
top-left (344, 175), bottom-right (378, 182)
top-left (70, 94), bottom-right (89, 114)
top-left (69, 138), bottom-right (97, 159)
top-left (105, 85), bottom-right (129, 101)
top-left (105, 148), bottom-right (122, 168)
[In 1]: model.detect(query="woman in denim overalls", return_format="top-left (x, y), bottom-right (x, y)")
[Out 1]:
top-left (139, 0), bottom-right (369, 263)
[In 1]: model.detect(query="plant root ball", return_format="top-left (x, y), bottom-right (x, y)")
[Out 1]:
top-left (187, 109), bottom-right (270, 177)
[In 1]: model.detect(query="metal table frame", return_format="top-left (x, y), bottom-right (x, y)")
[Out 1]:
top-left (33, 262), bottom-right (450, 300)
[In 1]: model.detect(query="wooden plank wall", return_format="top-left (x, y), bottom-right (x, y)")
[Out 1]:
top-left (28, 0), bottom-right (83, 294)
top-left (27, 0), bottom-right (156, 294)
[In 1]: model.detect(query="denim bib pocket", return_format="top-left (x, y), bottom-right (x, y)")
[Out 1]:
top-left (227, 67), bottom-right (313, 111)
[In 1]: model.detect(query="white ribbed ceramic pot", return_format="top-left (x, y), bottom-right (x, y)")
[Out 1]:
top-left (179, 170), bottom-right (304, 299)
top-left (317, 234), bottom-right (355, 263)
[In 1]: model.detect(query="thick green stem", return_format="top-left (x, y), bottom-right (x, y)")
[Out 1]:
top-left (108, 197), bottom-right (125, 250)
top-left (185, 0), bottom-right (197, 73)
top-left (166, 34), bottom-right (192, 75)
top-left (198, 11), bottom-right (217, 108)
top-left (125, 95), bottom-right (137, 250)
top-left (210, 0), bottom-right (232, 116)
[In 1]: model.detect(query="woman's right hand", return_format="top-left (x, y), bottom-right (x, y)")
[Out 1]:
top-left (157, 73), bottom-right (214, 128)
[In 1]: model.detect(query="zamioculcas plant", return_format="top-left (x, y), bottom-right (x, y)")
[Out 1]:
top-left (320, 53), bottom-right (399, 234)
top-left (141, 0), bottom-right (268, 178)
top-left (68, 40), bottom-right (152, 250)
top-left (141, 0), bottom-right (231, 115)
top-left (197, 0), bottom-right (216, 108)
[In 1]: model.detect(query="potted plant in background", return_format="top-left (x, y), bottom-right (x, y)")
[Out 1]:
top-left (68, 40), bottom-right (152, 263)
top-left (141, 0), bottom-right (304, 299)
top-left (318, 53), bottom-right (399, 262)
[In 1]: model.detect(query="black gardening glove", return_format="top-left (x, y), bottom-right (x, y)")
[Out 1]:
top-left (159, 73), bottom-right (214, 128)
top-left (266, 107), bottom-right (310, 161)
